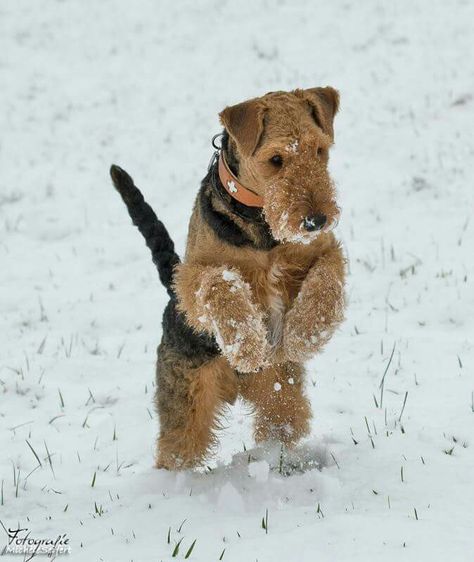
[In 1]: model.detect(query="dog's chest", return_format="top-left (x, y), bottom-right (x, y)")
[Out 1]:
top-left (249, 248), bottom-right (314, 348)
top-left (265, 262), bottom-right (286, 347)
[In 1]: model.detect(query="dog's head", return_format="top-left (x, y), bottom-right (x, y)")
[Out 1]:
top-left (219, 88), bottom-right (340, 244)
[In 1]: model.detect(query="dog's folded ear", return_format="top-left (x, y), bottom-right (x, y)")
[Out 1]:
top-left (219, 99), bottom-right (266, 156)
top-left (303, 87), bottom-right (340, 139)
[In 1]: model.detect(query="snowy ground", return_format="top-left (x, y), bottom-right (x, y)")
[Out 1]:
top-left (1, 1), bottom-right (473, 560)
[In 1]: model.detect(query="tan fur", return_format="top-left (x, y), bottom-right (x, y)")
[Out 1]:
top-left (173, 262), bottom-right (271, 372)
top-left (157, 87), bottom-right (345, 469)
top-left (175, 216), bottom-right (344, 371)
top-left (156, 353), bottom-right (237, 470)
top-left (239, 362), bottom-right (311, 444)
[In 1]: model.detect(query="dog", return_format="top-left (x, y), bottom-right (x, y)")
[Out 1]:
top-left (110, 87), bottom-right (346, 470)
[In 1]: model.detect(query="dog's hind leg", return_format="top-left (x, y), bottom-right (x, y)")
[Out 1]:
top-left (155, 348), bottom-right (237, 470)
top-left (239, 362), bottom-right (312, 447)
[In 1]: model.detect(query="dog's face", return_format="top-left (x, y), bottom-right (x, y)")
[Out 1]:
top-left (220, 88), bottom-right (340, 244)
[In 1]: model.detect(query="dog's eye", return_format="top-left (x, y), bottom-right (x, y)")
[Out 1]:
top-left (270, 155), bottom-right (283, 167)
top-left (317, 147), bottom-right (323, 156)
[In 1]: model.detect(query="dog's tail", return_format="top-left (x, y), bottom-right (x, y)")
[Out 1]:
top-left (110, 164), bottom-right (180, 297)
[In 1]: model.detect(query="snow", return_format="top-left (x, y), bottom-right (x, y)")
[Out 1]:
top-left (222, 270), bottom-right (240, 283)
top-left (1, 1), bottom-right (473, 561)
top-left (247, 461), bottom-right (270, 484)
top-left (285, 140), bottom-right (299, 153)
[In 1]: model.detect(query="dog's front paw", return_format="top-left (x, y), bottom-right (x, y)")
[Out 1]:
top-left (283, 279), bottom-right (345, 363)
top-left (283, 313), bottom-right (326, 363)
top-left (197, 268), bottom-right (270, 373)
top-left (219, 315), bottom-right (270, 373)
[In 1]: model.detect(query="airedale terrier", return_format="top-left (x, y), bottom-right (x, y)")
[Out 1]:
top-left (110, 87), bottom-right (345, 470)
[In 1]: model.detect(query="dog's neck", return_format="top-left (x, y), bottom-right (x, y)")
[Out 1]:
top-left (199, 131), bottom-right (277, 251)
top-left (218, 152), bottom-right (264, 208)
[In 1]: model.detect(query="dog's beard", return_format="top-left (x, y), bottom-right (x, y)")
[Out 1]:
top-left (263, 178), bottom-right (340, 245)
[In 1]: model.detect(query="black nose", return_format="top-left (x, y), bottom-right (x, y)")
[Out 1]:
top-left (303, 213), bottom-right (326, 232)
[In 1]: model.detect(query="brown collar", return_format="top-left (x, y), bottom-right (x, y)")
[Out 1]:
top-left (218, 151), bottom-right (264, 208)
